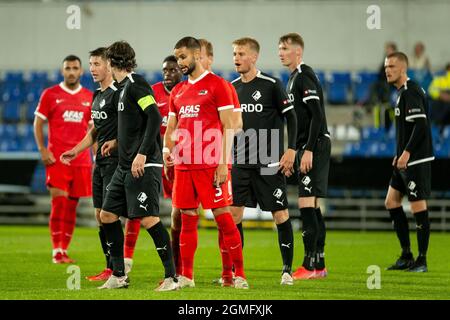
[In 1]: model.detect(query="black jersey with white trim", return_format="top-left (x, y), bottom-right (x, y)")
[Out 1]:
top-left (91, 82), bottom-right (119, 164)
top-left (394, 79), bottom-right (434, 166)
top-left (117, 73), bottom-right (162, 169)
top-left (287, 62), bottom-right (329, 151)
top-left (232, 71), bottom-right (294, 167)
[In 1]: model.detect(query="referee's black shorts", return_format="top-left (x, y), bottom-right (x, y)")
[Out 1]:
top-left (297, 136), bottom-right (331, 198)
top-left (389, 162), bottom-right (431, 201)
top-left (92, 160), bottom-right (118, 209)
top-left (231, 165), bottom-right (288, 212)
top-left (102, 165), bottom-right (162, 219)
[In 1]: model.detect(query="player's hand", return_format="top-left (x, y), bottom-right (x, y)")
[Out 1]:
top-left (101, 139), bottom-right (117, 157)
top-left (214, 164), bottom-right (228, 187)
top-left (39, 148), bottom-right (56, 166)
top-left (163, 150), bottom-right (175, 167)
top-left (164, 165), bottom-right (174, 182)
top-left (392, 156), bottom-right (397, 167)
top-left (131, 153), bottom-right (146, 178)
top-left (396, 151), bottom-right (410, 170)
top-left (60, 149), bottom-right (77, 165)
top-left (279, 148), bottom-right (296, 177)
top-left (300, 150), bottom-right (313, 174)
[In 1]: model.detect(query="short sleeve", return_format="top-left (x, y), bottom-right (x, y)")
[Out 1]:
top-left (404, 90), bottom-right (426, 122)
top-left (301, 74), bottom-right (321, 104)
top-left (229, 83), bottom-right (242, 113)
top-left (214, 78), bottom-right (234, 112)
top-left (274, 79), bottom-right (294, 114)
top-left (34, 89), bottom-right (51, 120)
top-left (130, 77), bottom-right (157, 111)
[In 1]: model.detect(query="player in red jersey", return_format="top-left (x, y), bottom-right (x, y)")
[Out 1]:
top-left (151, 55), bottom-right (183, 275)
top-left (33, 55), bottom-right (93, 264)
top-left (198, 38), bottom-right (243, 286)
top-left (164, 37), bottom-right (248, 289)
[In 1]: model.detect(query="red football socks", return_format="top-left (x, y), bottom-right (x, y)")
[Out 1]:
top-left (180, 214), bottom-right (199, 280)
top-left (61, 198), bottom-right (78, 251)
top-left (215, 212), bottom-right (245, 279)
top-left (124, 218), bottom-right (141, 259)
top-left (49, 196), bottom-right (66, 251)
top-left (218, 228), bottom-right (233, 279)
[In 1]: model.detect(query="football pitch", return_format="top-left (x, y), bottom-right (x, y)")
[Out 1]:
top-left (1, 225), bottom-right (449, 300)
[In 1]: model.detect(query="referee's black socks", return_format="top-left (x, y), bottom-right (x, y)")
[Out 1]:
top-left (147, 221), bottom-right (176, 279)
top-left (315, 207), bottom-right (326, 270)
top-left (414, 210), bottom-right (430, 259)
top-left (102, 220), bottom-right (125, 277)
top-left (388, 207), bottom-right (411, 256)
top-left (300, 207), bottom-right (318, 271)
top-left (276, 218), bottom-right (293, 274)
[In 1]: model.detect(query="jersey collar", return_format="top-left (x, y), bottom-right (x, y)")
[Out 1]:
top-left (188, 70), bottom-right (209, 85)
top-left (400, 77), bottom-right (411, 91)
top-left (296, 61), bottom-right (305, 74)
top-left (59, 82), bottom-right (82, 95)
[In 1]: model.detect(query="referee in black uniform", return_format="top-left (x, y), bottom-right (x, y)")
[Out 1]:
top-left (231, 37), bottom-right (298, 285)
top-left (384, 52), bottom-right (433, 273)
top-left (99, 41), bottom-right (178, 291)
top-left (279, 33), bottom-right (330, 280)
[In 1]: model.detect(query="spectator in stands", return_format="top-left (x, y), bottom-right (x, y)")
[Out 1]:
top-left (410, 42), bottom-right (431, 72)
top-left (365, 42), bottom-right (397, 129)
top-left (428, 63), bottom-right (450, 126)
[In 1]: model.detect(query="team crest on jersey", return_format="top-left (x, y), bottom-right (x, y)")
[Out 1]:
top-left (137, 192), bottom-right (148, 203)
top-left (198, 90), bottom-right (208, 95)
top-left (63, 110), bottom-right (84, 123)
top-left (82, 101), bottom-right (90, 106)
top-left (99, 99), bottom-right (106, 108)
top-left (252, 90), bottom-right (262, 101)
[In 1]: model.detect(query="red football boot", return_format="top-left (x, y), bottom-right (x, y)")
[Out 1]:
top-left (292, 266), bottom-right (316, 280)
top-left (86, 268), bottom-right (113, 281)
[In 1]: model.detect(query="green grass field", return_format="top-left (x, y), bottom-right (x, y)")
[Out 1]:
top-left (1, 225), bottom-right (449, 300)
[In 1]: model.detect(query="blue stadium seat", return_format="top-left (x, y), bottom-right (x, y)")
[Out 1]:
top-left (0, 123), bottom-right (18, 140)
top-left (1, 85), bottom-right (22, 103)
top-left (431, 126), bottom-right (440, 143)
top-left (434, 142), bottom-right (450, 158)
top-left (23, 84), bottom-right (44, 104)
top-left (49, 71), bottom-right (64, 85)
top-left (226, 71), bottom-right (240, 82)
top-left (361, 126), bottom-right (385, 141)
top-left (315, 70), bottom-right (325, 87)
top-left (29, 71), bottom-right (49, 87)
top-left (25, 102), bottom-right (37, 122)
top-left (3, 101), bottom-right (21, 122)
top-left (326, 72), bottom-right (351, 104)
top-left (408, 69), bottom-right (433, 94)
top-left (4, 71), bottom-right (24, 85)
top-left (442, 126), bottom-right (450, 140)
top-left (31, 164), bottom-right (47, 193)
top-left (353, 71), bottom-right (377, 103)
top-left (279, 70), bottom-right (290, 87)
top-left (81, 74), bottom-right (96, 91)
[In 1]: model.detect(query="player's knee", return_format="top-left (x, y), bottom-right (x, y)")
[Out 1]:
top-left (230, 206), bottom-right (244, 223)
top-left (385, 197), bottom-right (401, 210)
top-left (100, 210), bottom-right (118, 224)
top-left (141, 216), bottom-right (160, 229)
top-left (298, 197), bottom-right (315, 209)
top-left (272, 209), bottom-right (289, 224)
top-left (95, 208), bottom-right (102, 225)
top-left (410, 200), bottom-right (427, 213)
top-left (171, 208), bottom-right (182, 230)
top-left (49, 187), bottom-right (68, 199)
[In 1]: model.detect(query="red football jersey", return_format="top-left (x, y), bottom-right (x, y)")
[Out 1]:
top-left (168, 71), bottom-right (234, 170)
top-left (35, 83), bottom-right (93, 167)
top-left (151, 81), bottom-right (170, 137)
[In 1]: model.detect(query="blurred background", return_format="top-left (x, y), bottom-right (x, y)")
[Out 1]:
top-left (0, 0), bottom-right (449, 230)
